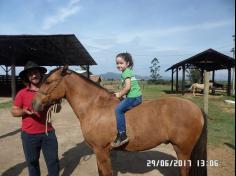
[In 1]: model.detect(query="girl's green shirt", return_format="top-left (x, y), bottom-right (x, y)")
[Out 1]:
top-left (121, 68), bottom-right (142, 98)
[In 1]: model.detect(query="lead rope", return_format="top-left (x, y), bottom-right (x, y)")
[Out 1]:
top-left (45, 105), bottom-right (53, 135)
top-left (45, 103), bottom-right (61, 135)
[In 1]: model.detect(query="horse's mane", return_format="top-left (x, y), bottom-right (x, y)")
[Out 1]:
top-left (43, 67), bottom-right (61, 82)
top-left (44, 67), bottom-right (113, 95)
top-left (70, 70), bottom-right (113, 95)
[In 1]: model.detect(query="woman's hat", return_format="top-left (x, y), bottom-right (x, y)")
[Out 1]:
top-left (19, 61), bottom-right (47, 82)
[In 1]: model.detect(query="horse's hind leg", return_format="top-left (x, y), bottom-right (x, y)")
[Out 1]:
top-left (95, 147), bottom-right (112, 176)
top-left (173, 145), bottom-right (191, 176)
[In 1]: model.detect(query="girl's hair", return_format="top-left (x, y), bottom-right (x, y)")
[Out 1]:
top-left (116, 52), bottom-right (134, 69)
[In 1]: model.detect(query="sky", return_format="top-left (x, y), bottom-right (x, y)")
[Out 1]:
top-left (0, 0), bottom-right (235, 79)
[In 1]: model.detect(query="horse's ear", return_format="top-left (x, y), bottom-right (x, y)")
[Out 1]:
top-left (61, 65), bottom-right (72, 76)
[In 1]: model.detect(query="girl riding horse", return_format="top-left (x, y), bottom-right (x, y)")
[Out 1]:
top-left (32, 66), bottom-right (207, 176)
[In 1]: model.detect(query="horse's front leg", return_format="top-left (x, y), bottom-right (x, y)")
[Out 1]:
top-left (95, 147), bottom-right (112, 176)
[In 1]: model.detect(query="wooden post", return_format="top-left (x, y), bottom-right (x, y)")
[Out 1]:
top-left (231, 36), bottom-right (235, 95)
top-left (201, 69), bottom-right (204, 84)
top-left (86, 65), bottom-right (90, 79)
top-left (203, 70), bottom-right (210, 114)
top-left (227, 67), bottom-right (231, 96)
top-left (212, 70), bottom-right (215, 83)
top-left (176, 67), bottom-right (179, 92)
top-left (6, 66), bottom-right (9, 77)
top-left (11, 59), bottom-right (16, 100)
top-left (182, 65), bottom-right (185, 95)
top-left (171, 68), bottom-right (174, 92)
top-left (231, 67), bottom-right (235, 95)
top-left (212, 70), bottom-right (215, 95)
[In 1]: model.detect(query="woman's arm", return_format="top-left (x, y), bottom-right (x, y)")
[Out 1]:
top-left (11, 106), bottom-right (34, 117)
top-left (115, 78), bottom-right (131, 98)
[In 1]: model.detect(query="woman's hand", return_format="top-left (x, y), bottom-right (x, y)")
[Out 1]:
top-left (23, 109), bottom-right (41, 117)
top-left (23, 109), bottom-right (35, 115)
top-left (11, 106), bottom-right (36, 117)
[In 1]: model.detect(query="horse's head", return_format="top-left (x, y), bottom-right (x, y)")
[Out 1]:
top-left (32, 66), bottom-right (71, 112)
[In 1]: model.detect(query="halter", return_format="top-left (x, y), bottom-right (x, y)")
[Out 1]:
top-left (38, 77), bottom-right (63, 104)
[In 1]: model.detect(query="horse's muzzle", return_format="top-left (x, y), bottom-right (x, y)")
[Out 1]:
top-left (32, 100), bottom-right (44, 112)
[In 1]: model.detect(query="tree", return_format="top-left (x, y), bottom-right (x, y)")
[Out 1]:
top-left (149, 57), bottom-right (161, 80)
top-left (187, 68), bottom-right (201, 83)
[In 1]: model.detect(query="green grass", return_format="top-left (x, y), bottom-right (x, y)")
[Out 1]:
top-left (186, 96), bottom-right (235, 146)
top-left (141, 84), bottom-right (167, 100)
top-left (0, 101), bottom-right (12, 109)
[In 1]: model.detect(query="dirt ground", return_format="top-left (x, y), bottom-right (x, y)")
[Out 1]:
top-left (0, 101), bottom-right (234, 176)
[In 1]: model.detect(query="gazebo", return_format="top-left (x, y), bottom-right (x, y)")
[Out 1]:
top-left (0, 34), bottom-right (97, 99)
top-left (166, 48), bottom-right (235, 96)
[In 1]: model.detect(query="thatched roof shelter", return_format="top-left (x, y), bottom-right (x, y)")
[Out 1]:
top-left (166, 48), bottom-right (234, 71)
top-left (166, 48), bottom-right (235, 95)
top-left (0, 34), bottom-right (96, 66)
top-left (0, 34), bottom-right (97, 98)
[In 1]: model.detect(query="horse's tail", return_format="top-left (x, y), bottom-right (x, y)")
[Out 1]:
top-left (189, 109), bottom-right (208, 176)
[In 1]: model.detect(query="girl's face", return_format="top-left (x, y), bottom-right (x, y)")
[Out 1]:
top-left (116, 57), bottom-right (129, 72)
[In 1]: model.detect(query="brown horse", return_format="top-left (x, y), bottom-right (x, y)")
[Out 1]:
top-left (32, 66), bottom-right (207, 176)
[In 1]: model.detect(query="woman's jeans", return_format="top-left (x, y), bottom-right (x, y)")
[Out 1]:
top-left (115, 96), bottom-right (142, 134)
top-left (21, 130), bottom-right (59, 176)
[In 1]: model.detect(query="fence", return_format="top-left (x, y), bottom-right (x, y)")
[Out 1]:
top-left (0, 75), bottom-right (25, 97)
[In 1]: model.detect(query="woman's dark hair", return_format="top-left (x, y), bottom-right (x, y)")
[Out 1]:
top-left (116, 52), bottom-right (134, 69)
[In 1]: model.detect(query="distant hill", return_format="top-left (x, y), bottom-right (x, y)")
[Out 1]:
top-left (99, 72), bottom-right (150, 80)
top-left (99, 71), bottom-right (231, 81)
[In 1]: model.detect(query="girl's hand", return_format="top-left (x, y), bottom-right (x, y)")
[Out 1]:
top-left (114, 92), bottom-right (120, 98)
top-left (114, 93), bottom-right (125, 101)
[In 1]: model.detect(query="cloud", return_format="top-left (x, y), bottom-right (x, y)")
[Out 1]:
top-left (155, 20), bottom-right (234, 36)
top-left (80, 19), bottom-right (234, 56)
top-left (83, 38), bottom-right (115, 53)
top-left (42, 0), bottom-right (81, 30)
top-left (86, 19), bottom-right (233, 52)
top-left (116, 20), bottom-right (234, 42)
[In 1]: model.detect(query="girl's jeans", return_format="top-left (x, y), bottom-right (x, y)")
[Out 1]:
top-left (115, 96), bottom-right (142, 134)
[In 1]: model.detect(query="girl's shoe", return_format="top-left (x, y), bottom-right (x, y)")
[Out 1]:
top-left (111, 133), bottom-right (129, 148)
